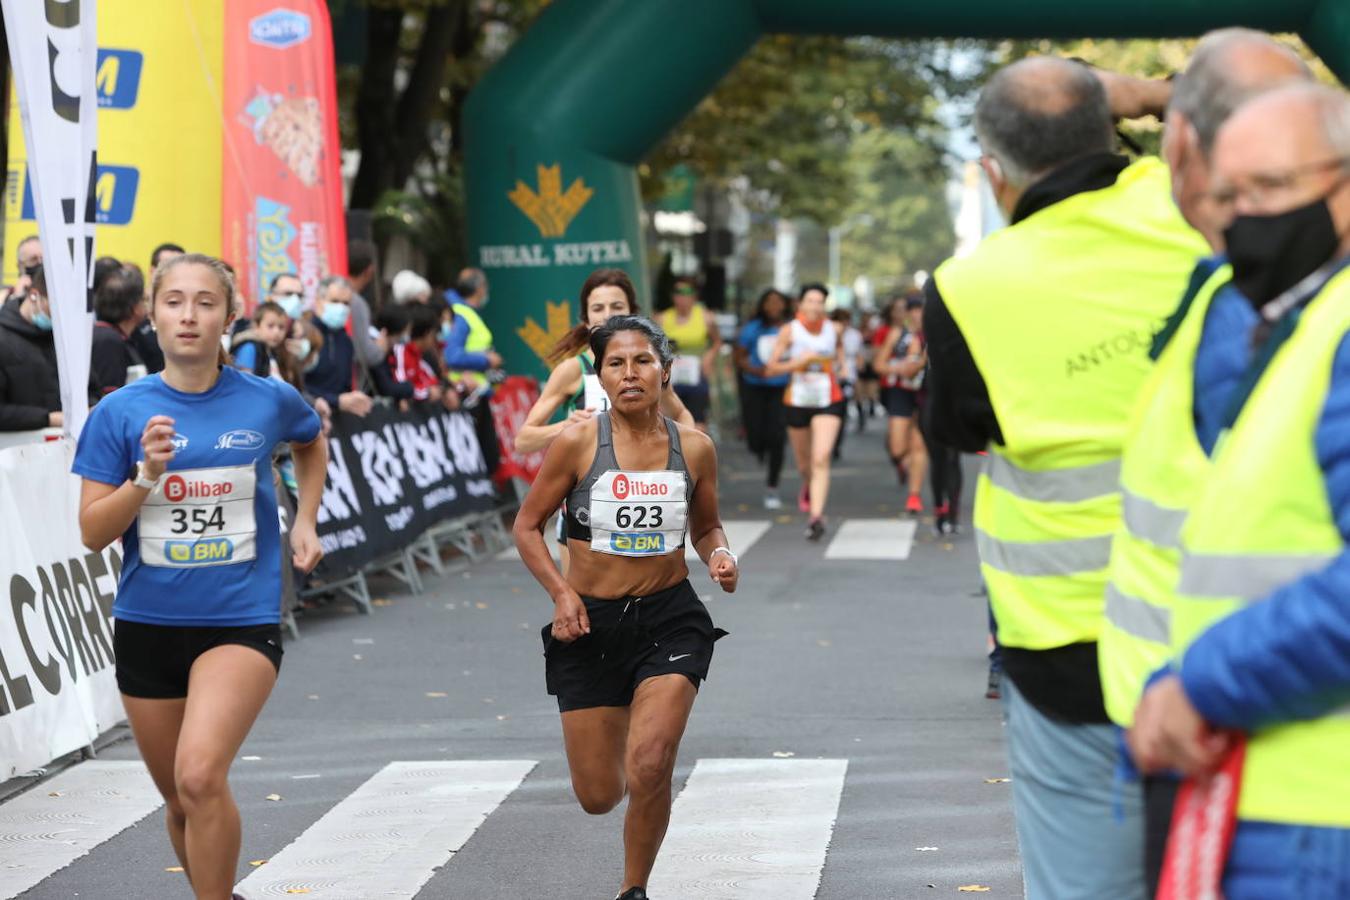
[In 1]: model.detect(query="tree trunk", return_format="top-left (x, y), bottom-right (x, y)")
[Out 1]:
top-left (390, 1), bottom-right (462, 187)
top-left (348, 7), bottom-right (403, 209)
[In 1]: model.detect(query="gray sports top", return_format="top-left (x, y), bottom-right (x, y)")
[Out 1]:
top-left (564, 413), bottom-right (692, 556)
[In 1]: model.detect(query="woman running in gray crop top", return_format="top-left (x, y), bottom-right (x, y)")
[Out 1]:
top-left (513, 315), bottom-right (738, 900)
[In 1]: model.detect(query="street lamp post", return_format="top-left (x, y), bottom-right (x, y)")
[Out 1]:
top-left (828, 213), bottom-right (874, 289)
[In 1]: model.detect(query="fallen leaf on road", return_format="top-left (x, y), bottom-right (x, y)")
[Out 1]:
top-left (425, 692), bottom-right (448, 698)
top-left (250, 860), bottom-right (267, 867)
top-left (352, 654), bottom-right (363, 661)
top-left (915, 847), bottom-right (939, 851)
top-left (943, 543), bottom-right (955, 551)
top-left (511, 587), bottom-right (522, 594)
top-left (775, 515), bottom-right (794, 524)
top-left (372, 598), bottom-right (393, 607)
top-left (265, 793), bottom-right (282, 802)
top-left (737, 503), bottom-right (750, 512)
top-left (306, 694), bottom-right (319, 701)
top-left (475, 602), bottom-right (489, 609)
top-left (47, 791), bottom-right (63, 797)
top-left (285, 890), bottom-right (312, 895)
top-left (984, 778), bottom-right (1011, 784)
top-left (165, 866), bottom-right (184, 873)
top-left (496, 715), bottom-right (509, 721)
top-left (958, 887), bottom-right (991, 893)
top-left (772, 751), bottom-right (795, 758)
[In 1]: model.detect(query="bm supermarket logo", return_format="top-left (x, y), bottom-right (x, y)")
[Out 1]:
top-left (250, 8), bottom-right (312, 49)
top-left (96, 49), bottom-right (143, 109)
top-left (19, 165), bottom-right (139, 226)
top-left (508, 164), bottom-right (593, 238)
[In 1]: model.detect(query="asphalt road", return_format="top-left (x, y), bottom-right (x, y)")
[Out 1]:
top-left (7, 411), bottom-right (1021, 899)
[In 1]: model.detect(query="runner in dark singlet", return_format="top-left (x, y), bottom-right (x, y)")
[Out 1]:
top-left (513, 316), bottom-right (737, 900)
top-left (515, 270), bottom-right (693, 573)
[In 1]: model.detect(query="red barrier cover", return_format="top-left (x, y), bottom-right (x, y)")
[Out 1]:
top-left (490, 376), bottom-right (545, 484)
top-left (222, 1), bottom-right (347, 311)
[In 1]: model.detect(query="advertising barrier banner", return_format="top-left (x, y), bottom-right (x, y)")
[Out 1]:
top-left (0, 442), bottom-right (122, 780)
top-left (222, 0), bottom-right (347, 308)
top-left (316, 404), bottom-right (497, 576)
top-left (489, 376), bottom-right (545, 484)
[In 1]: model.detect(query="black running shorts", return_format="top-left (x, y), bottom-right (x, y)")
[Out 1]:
top-left (785, 400), bottom-right (847, 429)
top-left (541, 579), bottom-right (727, 712)
top-left (114, 619), bottom-right (283, 699)
top-left (881, 387), bottom-right (918, 418)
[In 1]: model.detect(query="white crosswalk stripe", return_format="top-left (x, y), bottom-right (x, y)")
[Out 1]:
top-left (6, 757), bottom-right (858, 898)
top-left (686, 519), bottom-right (772, 564)
top-left (823, 518), bottom-right (917, 560)
top-left (233, 760), bottom-right (536, 899)
top-left (0, 761), bottom-right (162, 900)
top-left (650, 758), bottom-right (849, 898)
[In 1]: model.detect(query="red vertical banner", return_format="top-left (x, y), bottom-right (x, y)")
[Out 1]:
top-left (222, 1), bottom-right (347, 312)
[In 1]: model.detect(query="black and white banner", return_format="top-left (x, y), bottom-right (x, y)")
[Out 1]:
top-left (0, 442), bottom-right (122, 779)
top-left (317, 405), bottom-right (497, 576)
top-left (2, 0), bottom-right (99, 438)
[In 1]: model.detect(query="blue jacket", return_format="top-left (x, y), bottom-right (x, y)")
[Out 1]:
top-left (1181, 264), bottom-right (1350, 894)
top-left (304, 316), bottom-right (357, 408)
top-left (442, 310), bottom-right (492, 371)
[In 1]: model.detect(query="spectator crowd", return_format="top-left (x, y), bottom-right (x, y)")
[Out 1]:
top-left (0, 238), bottom-right (506, 473)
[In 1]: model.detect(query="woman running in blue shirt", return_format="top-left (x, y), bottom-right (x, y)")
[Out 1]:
top-left (73, 253), bottom-right (328, 900)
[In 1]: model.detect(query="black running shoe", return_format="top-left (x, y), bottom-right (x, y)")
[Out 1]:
top-left (616, 889), bottom-right (648, 900)
top-left (805, 518), bottom-right (826, 541)
top-left (985, 668), bottom-right (1002, 700)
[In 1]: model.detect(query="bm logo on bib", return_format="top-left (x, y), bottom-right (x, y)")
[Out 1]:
top-left (165, 538), bottom-right (236, 563)
top-left (610, 533), bottom-right (666, 554)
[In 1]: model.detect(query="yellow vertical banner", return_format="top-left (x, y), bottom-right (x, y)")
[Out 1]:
top-left (4, 0), bottom-right (224, 283)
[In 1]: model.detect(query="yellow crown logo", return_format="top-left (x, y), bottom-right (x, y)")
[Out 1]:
top-left (516, 300), bottom-right (575, 363)
top-left (508, 164), bottom-right (594, 238)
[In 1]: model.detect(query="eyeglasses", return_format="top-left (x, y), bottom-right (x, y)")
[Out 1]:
top-left (1210, 156), bottom-right (1350, 210)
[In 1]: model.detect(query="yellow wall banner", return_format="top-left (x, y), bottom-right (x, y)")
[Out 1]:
top-left (4, 0), bottom-right (224, 283)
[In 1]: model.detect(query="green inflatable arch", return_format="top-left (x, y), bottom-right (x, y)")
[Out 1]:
top-left (463, 0), bottom-right (1350, 377)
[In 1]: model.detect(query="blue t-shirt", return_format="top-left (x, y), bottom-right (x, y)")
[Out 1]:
top-left (738, 319), bottom-right (788, 387)
top-left (72, 367), bottom-right (321, 626)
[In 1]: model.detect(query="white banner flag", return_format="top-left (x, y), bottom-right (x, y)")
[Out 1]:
top-left (2, 0), bottom-right (99, 439)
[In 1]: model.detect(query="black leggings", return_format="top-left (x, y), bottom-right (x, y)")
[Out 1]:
top-left (919, 416), bottom-right (963, 516)
top-left (741, 382), bottom-right (787, 488)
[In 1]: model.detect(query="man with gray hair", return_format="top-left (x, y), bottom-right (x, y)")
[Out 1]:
top-left (1098, 28), bottom-right (1311, 894)
top-left (923, 56), bottom-right (1208, 898)
top-left (304, 274), bottom-right (373, 417)
top-left (1130, 82), bottom-right (1350, 898)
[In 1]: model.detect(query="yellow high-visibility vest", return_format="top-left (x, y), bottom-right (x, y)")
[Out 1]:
top-left (1173, 267), bottom-right (1350, 827)
top-left (1099, 264), bottom-right (1231, 726)
top-left (449, 302), bottom-right (494, 388)
top-left (935, 157), bottom-right (1207, 651)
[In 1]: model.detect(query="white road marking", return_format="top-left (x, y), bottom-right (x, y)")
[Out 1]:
top-left (823, 518), bottom-right (917, 560)
top-left (0, 762), bottom-right (163, 900)
top-left (233, 760), bottom-right (536, 899)
top-left (686, 519), bottom-right (772, 564)
top-left (648, 758), bottom-right (849, 899)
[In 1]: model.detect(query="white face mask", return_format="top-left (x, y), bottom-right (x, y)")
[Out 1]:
top-left (291, 337), bottom-right (312, 362)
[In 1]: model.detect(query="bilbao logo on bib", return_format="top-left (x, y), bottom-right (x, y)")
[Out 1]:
top-left (163, 474), bottom-right (235, 503)
top-left (609, 473), bottom-right (669, 501)
top-left (215, 429), bottom-right (266, 451)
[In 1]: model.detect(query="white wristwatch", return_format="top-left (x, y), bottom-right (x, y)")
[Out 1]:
top-left (710, 546), bottom-right (738, 567)
top-left (131, 462), bottom-right (160, 491)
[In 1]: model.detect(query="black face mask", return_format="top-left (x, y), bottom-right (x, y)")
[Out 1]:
top-left (1224, 195), bottom-right (1341, 308)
